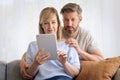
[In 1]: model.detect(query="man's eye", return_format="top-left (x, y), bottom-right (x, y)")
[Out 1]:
top-left (64, 19), bottom-right (69, 22)
top-left (72, 18), bottom-right (75, 21)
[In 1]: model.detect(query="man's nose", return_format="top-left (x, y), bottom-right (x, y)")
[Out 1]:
top-left (68, 20), bottom-right (72, 26)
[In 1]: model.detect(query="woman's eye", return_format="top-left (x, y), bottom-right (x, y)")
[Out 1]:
top-left (52, 22), bottom-right (56, 24)
top-left (44, 22), bottom-right (48, 25)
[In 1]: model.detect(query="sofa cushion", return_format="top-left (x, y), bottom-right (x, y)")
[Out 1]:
top-left (0, 61), bottom-right (6, 80)
top-left (7, 60), bottom-right (25, 80)
top-left (76, 56), bottom-right (120, 80)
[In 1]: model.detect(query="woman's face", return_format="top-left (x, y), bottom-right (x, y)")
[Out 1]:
top-left (42, 15), bottom-right (58, 34)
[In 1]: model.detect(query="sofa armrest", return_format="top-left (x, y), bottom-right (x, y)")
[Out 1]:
top-left (7, 60), bottom-right (26, 80)
top-left (114, 68), bottom-right (120, 80)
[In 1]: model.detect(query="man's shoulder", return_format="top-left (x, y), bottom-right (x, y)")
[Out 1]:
top-left (79, 26), bottom-right (88, 31)
top-left (79, 27), bottom-right (90, 35)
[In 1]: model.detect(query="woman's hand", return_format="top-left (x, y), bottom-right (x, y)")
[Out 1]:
top-left (57, 50), bottom-right (79, 77)
top-left (26, 48), bottom-right (51, 77)
top-left (34, 48), bottom-right (51, 65)
top-left (58, 51), bottom-right (67, 65)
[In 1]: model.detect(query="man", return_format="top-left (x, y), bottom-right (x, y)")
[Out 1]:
top-left (20, 3), bottom-right (103, 79)
top-left (61, 3), bottom-right (103, 61)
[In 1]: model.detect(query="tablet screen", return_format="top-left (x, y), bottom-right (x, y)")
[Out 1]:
top-left (36, 34), bottom-right (57, 60)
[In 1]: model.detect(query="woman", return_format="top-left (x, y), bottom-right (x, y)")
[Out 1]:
top-left (25, 7), bottom-right (80, 80)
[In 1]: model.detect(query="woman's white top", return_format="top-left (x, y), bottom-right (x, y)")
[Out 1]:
top-left (26, 41), bottom-right (80, 80)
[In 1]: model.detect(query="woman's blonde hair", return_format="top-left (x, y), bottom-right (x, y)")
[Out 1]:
top-left (39, 7), bottom-right (62, 41)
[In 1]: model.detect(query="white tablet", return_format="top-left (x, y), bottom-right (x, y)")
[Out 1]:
top-left (36, 34), bottom-right (58, 60)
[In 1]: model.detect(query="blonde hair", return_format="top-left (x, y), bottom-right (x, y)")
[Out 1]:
top-left (39, 7), bottom-right (62, 41)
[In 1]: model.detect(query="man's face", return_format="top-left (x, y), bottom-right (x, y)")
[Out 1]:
top-left (63, 11), bottom-right (82, 35)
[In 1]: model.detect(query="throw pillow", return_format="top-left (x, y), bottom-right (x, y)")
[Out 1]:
top-left (76, 56), bottom-right (120, 80)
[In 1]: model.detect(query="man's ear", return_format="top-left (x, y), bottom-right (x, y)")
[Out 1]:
top-left (79, 16), bottom-right (82, 21)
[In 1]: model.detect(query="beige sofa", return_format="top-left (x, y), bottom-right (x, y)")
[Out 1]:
top-left (0, 60), bottom-right (120, 80)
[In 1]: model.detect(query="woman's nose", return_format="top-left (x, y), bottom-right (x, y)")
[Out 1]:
top-left (49, 23), bottom-right (53, 28)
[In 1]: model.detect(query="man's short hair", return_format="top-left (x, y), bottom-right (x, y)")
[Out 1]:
top-left (60, 3), bottom-right (82, 16)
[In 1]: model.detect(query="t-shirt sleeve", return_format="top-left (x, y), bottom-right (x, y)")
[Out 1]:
top-left (26, 41), bottom-right (38, 64)
top-left (85, 31), bottom-right (100, 53)
top-left (67, 47), bottom-right (80, 69)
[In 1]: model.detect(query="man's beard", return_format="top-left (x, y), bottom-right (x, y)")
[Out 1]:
top-left (64, 26), bottom-right (78, 35)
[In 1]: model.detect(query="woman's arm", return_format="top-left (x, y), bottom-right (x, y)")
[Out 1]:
top-left (26, 48), bottom-right (50, 76)
top-left (63, 62), bottom-right (79, 77)
top-left (58, 51), bottom-right (79, 77)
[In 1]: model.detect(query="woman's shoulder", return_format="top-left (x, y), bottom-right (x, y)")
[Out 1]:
top-left (27, 41), bottom-right (38, 51)
top-left (57, 39), bottom-right (68, 47)
top-left (57, 38), bottom-right (65, 42)
top-left (29, 41), bottom-right (37, 47)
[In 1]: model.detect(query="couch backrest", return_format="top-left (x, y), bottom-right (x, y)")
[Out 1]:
top-left (7, 60), bottom-right (25, 80)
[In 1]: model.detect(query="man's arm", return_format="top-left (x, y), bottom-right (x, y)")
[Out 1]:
top-left (77, 48), bottom-right (104, 61)
top-left (20, 53), bottom-right (32, 79)
top-left (65, 38), bottom-right (104, 61)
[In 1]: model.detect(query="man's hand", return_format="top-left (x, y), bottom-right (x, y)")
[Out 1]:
top-left (65, 38), bottom-right (79, 50)
top-left (20, 53), bottom-right (32, 79)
